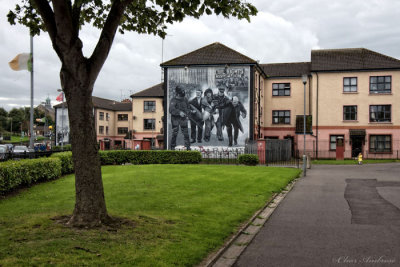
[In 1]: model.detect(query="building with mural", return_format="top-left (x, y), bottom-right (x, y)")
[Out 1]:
top-left (55, 42), bottom-right (400, 158)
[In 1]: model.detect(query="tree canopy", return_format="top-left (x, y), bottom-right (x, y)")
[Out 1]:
top-left (7, 0), bottom-right (258, 228)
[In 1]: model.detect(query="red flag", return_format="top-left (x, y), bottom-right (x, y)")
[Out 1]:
top-left (56, 92), bottom-right (63, 102)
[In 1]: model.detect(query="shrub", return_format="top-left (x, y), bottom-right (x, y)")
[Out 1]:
top-left (0, 158), bottom-right (61, 195)
top-left (100, 150), bottom-right (202, 165)
top-left (50, 150), bottom-right (202, 174)
top-left (238, 154), bottom-right (259, 166)
top-left (51, 151), bottom-right (74, 174)
top-left (52, 144), bottom-right (72, 151)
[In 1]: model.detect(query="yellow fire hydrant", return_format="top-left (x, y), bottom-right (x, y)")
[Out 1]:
top-left (357, 153), bottom-right (363, 165)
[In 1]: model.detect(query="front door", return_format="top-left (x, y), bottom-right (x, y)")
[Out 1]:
top-left (351, 137), bottom-right (363, 158)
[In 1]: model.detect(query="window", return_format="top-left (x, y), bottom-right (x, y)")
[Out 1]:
top-left (370, 76), bottom-right (391, 94)
top-left (117, 127), bottom-right (128, 135)
top-left (99, 126), bottom-right (104, 134)
top-left (343, 77), bottom-right (357, 92)
top-left (272, 83), bottom-right (290, 96)
top-left (343, 106), bottom-right (357, 121)
top-left (106, 126), bottom-right (109, 135)
top-left (99, 112), bottom-right (104, 120)
top-left (106, 113), bottom-right (109, 121)
top-left (370, 105), bottom-right (391, 122)
top-left (144, 101), bottom-right (156, 112)
top-left (330, 135), bottom-right (344, 150)
top-left (370, 135), bottom-right (391, 152)
top-left (118, 114), bottom-right (128, 121)
top-left (144, 119), bottom-right (155, 130)
top-left (272, 110), bottom-right (290, 124)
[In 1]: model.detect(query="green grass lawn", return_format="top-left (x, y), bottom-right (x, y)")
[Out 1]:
top-left (312, 159), bottom-right (400, 165)
top-left (0, 164), bottom-right (300, 266)
top-left (4, 135), bottom-right (45, 144)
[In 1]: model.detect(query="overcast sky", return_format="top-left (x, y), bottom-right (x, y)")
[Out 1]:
top-left (1, 0), bottom-right (400, 111)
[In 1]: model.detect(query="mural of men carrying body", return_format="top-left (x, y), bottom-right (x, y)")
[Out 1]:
top-left (169, 85), bottom-right (191, 150)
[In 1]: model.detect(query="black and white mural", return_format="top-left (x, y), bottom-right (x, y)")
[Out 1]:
top-left (166, 66), bottom-right (250, 150)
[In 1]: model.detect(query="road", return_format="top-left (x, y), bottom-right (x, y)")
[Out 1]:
top-left (235, 164), bottom-right (400, 267)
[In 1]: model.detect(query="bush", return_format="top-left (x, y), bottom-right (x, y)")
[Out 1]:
top-left (52, 144), bottom-right (72, 151)
top-left (238, 154), bottom-right (259, 166)
top-left (0, 158), bottom-right (61, 195)
top-left (50, 151), bottom-right (74, 175)
top-left (100, 150), bottom-right (202, 165)
top-left (50, 150), bottom-right (202, 174)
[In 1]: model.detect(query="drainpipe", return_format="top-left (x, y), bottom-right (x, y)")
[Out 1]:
top-left (258, 72), bottom-right (261, 139)
top-left (316, 72), bottom-right (319, 159)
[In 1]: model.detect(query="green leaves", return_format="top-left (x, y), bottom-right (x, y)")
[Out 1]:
top-left (8, 0), bottom-right (258, 38)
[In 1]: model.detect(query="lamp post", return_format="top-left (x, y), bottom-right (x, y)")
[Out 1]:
top-left (302, 74), bottom-right (308, 177)
top-left (41, 101), bottom-right (48, 138)
top-left (152, 106), bottom-right (155, 149)
top-left (57, 89), bottom-right (64, 150)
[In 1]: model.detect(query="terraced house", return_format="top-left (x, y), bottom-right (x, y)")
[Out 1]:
top-left (55, 43), bottom-right (400, 158)
top-left (156, 43), bottom-right (400, 158)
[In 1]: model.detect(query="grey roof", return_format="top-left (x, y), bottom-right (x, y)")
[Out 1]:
top-left (311, 48), bottom-right (400, 71)
top-left (131, 83), bottom-right (164, 98)
top-left (161, 42), bottom-right (257, 66)
top-left (260, 62), bottom-right (311, 77)
top-left (53, 96), bottom-right (131, 111)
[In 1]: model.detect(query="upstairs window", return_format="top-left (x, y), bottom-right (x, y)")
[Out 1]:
top-left (343, 77), bottom-right (357, 92)
top-left (118, 114), bottom-right (128, 121)
top-left (106, 113), bottom-right (109, 121)
top-left (370, 76), bottom-right (391, 94)
top-left (272, 110), bottom-right (290, 124)
top-left (272, 83), bottom-right (290, 96)
top-left (144, 119), bottom-right (155, 130)
top-left (99, 126), bottom-right (104, 134)
top-left (144, 101), bottom-right (156, 112)
top-left (343, 106), bottom-right (357, 121)
top-left (117, 127), bottom-right (128, 135)
top-left (370, 105), bottom-right (391, 122)
top-left (99, 112), bottom-right (104, 120)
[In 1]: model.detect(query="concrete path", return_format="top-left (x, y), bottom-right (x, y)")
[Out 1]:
top-left (235, 164), bottom-right (400, 267)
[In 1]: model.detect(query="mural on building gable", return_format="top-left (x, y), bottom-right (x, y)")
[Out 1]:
top-left (166, 66), bottom-right (250, 150)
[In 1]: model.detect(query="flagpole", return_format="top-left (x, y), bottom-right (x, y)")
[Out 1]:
top-left (29, 34), bottom-right (34, 149)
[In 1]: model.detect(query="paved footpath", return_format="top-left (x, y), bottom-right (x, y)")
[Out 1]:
top-left (235, 164), bottom-right (400, 267)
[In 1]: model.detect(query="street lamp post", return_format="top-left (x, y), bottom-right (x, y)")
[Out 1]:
top-left (302, 74), bottom-right (308, 177)
top-left (57, 89), bottom-right (65, 150)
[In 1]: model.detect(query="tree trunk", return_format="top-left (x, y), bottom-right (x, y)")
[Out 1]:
top-left (61, 58), bottom-right (110, 228)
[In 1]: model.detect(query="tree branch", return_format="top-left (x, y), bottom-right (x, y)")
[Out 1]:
top-left (71, 0), bottom-right (82, 38)
top-left (32, 0), bottom-right (57, 48)
top-left (52, 1), bottom-right (75, 49)
top-left (89, 0), bottom-right (131, 80)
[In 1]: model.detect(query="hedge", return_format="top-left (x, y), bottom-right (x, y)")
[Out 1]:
top-left (238, 154), bottom-right (259, 166)
top-left (50, 152), bottom-right (74, 175)
top-left (0, 158), bottom-right (61, 195)
top-left (100, 150), bottom-right (202, 165)
top-left (50, 150), bottom-right (202, 174)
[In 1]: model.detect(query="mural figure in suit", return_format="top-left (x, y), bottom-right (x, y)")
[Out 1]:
top-left (189, 88), bottom-right (204, 143)
top-left (222, 96), bottom-right (247, 146)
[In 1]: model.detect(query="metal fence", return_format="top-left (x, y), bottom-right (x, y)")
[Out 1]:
top-left (196, 140), bottom-right (300, 167)
top-left (306, 150), bottom-right (400, 160)
top-left (1, 151), bottom-right (53, 161)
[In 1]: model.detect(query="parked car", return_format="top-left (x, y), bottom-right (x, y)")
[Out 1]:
top-left (0, 145), bottom-right (10, 161)
top-left (4, 144), bottom-right (13, 151)
top-left (12, 145), bottom-right (35, 159)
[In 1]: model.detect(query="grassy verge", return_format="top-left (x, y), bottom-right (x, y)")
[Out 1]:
top-left (0, 165), bottom-right (300, 266)
top-left (312, 159), bottom-right (400, 165)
